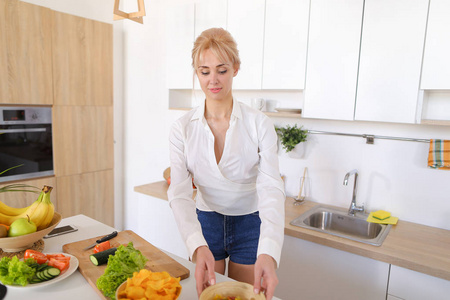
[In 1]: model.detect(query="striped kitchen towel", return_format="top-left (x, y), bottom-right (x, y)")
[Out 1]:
top-left (428, 139), bottom-right (450, 170)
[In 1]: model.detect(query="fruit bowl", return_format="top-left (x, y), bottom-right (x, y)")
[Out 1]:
top-left (0, 212), bottom-right (62, 252)
top-left (200, 281), bottom-right (266, 300)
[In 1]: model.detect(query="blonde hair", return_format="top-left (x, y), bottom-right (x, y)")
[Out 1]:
top-left (192, 28), bottom-right (241, 70)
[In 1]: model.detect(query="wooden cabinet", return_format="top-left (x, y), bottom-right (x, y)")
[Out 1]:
top-left (56, 170), bottom-right (114, 226)
top-left (303, 0), bottom-right (364, 120)
top-left (421, 0), bottom-right (450, 90)
top-left (0, 0), bottom-right (53, 105)
top-left (355, 0), bottom-right (429, 124)
top-left (0, 0), bottom-right (7, 102)
top-left (52, 106), bottom-right (114, 177)
top-left (52, 10), bottom-right (113, 106)
top-left (51, 10), bottom-right (114, 226)
top-left (262, 0), bottom-right (309, 90)
top-left (0, 2), bottom-right (114, 226)
top-left (388, 265), bottom-right (450, 300)
top-left (227, 0), bottom-right (265, 90)
top-left (276, 235), bottom-right (390, 300)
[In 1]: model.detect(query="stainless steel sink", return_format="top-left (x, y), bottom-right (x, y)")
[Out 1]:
top-left (290, 205), bottom-right (391, 246)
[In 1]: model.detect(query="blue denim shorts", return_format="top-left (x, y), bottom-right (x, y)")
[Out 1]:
top-left (196, 209), bottom-right (261, 265)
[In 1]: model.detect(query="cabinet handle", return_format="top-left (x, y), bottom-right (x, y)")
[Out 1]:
top-left (0, 128), bottom-right (47, 134)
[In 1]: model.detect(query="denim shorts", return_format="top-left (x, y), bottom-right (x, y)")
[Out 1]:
top-left (196, 209), bottom-right (261, 265)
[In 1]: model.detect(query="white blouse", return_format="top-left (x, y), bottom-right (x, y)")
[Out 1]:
top-left (168, 99), bottom-right (285, 266)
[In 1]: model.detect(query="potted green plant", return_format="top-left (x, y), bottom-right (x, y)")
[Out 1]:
top-left (275, 124), bottom-right (308, 153)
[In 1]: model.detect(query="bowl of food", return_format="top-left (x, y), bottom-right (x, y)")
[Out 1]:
top-left (0, 212), bottom-right (62, 252)
top-left (200, 281), bottom-right (266, 300)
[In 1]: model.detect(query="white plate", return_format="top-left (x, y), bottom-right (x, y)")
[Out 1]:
top-left (275, 108), bottom-right (302, 114)
top-left (6, 253), bottom-right (79, 289)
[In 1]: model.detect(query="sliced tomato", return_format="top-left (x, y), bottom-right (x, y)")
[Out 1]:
top-left (24, 249), bottom-right (48, 264)
top-left (48, 257), bottom-right (70, 273)
top-left (46, 253), bottom-right (66, 260)
top-left (93, 241), bottom-right (111, 253)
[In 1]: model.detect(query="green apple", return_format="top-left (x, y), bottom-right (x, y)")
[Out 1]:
top-left (8, 215), bottom-right (37, 237)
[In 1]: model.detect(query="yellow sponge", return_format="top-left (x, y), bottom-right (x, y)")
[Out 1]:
top-left (372, 210), bottom-right (391, 220)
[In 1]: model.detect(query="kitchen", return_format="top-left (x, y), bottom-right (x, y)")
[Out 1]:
top-left (0, 0), bottom-right (449, 299)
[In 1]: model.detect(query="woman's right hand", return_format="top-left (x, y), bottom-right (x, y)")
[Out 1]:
top-left (194, 246), bottom-right (216, 297)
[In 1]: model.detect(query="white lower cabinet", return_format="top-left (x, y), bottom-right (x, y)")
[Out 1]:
top-left (276, 235), bottom-right (389, 300)
top-left (132, 194), bottom-right (189, 260)
top-left (388, 265), bottom-right (450, 300)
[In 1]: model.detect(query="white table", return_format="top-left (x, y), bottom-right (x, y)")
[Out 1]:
top-left (5, 215), bottom-right (280, 300)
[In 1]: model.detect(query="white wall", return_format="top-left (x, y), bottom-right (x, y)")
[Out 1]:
top-left (24, 0), bottom-right (450, 245)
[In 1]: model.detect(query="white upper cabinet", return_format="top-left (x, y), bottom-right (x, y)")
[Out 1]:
top-left (194, 0), bottom-right (227, 38)
top-left (420, 0), bottom-right (450, 90)
top-left (227, 0), bottom-right (265, 90)
top-left (166, 3), bottom-right (195, 89)
top-left (262, 0), bottom-right (309, 90)
top-left (355, 0), bottom-right (429, 123)
top-left (194, 0), bottom-right (228, 90)
top-left (303, 0), bottom-right (364, 120)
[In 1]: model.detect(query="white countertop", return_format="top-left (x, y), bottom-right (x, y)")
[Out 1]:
top-left (4, 215), bottom-right (280, 300)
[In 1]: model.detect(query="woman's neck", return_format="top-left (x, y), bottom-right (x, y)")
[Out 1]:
top-left (204, 97), bottom-right (233, 120)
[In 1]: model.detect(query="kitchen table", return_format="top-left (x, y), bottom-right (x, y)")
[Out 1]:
top-left (4, 214), bottom-right (279, 300)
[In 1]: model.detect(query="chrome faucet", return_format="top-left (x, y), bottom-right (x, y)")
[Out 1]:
top-left (343, 169), bottom-right (364, 216)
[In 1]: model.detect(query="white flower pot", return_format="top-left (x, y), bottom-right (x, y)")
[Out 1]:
top-left (288, 142), bottom-right (306, 159)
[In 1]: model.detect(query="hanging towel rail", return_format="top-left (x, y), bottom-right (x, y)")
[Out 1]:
top-left (307, 130), bottom-right (430, 144)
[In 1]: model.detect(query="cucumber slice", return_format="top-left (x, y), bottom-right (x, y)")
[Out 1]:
top-left (37, 263), bottom-right (50, 271)
top-left (35, 272), bottom-right (43, 281)
top-left (46, 267), bottom-right (61, 277)
top-left (35, 267), bottom-right (60, 282)
top-left (30, 277), bottom-right (42, 284)
top-left (90, 247), bottom-right (118, 266)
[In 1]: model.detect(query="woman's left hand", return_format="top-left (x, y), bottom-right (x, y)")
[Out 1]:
top-left (253, 254), bottom-right (279, 300)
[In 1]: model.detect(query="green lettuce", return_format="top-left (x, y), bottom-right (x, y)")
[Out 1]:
top-left (96, 242), bottom-right (148, 299)
top-left (0, 257), bottom-right (36, 286)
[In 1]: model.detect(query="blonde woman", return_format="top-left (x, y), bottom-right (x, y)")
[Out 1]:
top-left (168, 28), bottom-right (285, 300)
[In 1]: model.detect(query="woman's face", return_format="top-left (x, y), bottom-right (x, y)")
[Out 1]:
top-left (196, 49), bottom-right (238, 103)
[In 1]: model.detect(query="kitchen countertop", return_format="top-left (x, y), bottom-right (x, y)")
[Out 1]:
top-left (135, 181), bottom-right (450, 281)
top-left (4, 214), bottom-right (278, 300)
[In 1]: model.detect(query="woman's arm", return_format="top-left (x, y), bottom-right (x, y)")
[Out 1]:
top-left (168, 121), bottom-right (208, 260)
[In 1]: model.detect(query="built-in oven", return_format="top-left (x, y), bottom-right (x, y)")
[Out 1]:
top-left (0, 106), bottom-right (53, 183)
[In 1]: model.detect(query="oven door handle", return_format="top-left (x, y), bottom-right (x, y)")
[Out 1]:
top-left (0, 128), bottom-right (47, 133)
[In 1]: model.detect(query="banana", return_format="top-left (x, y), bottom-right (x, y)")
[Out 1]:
top-left (39, 200), bottom-right (54, 230)
top-left (0, 186), bottom-right (54, 229)
top-left (36, 186), bottom-right (54, 230)
top-left (0, 201), bottom-right (28, 216)
top-left (0, 188), bottom-right (44, 216)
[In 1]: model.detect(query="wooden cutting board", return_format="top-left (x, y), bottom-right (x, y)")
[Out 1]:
top-left (62, 230), bottom-right (190, 299)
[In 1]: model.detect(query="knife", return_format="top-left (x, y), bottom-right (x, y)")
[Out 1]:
top-left (83, 231), bottom-right (118, 250)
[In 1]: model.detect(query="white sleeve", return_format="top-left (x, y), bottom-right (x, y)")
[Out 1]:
top-left (255, 116), bottom-right (286, 267)
top-left (167, 121), bottom-right (207, 261)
